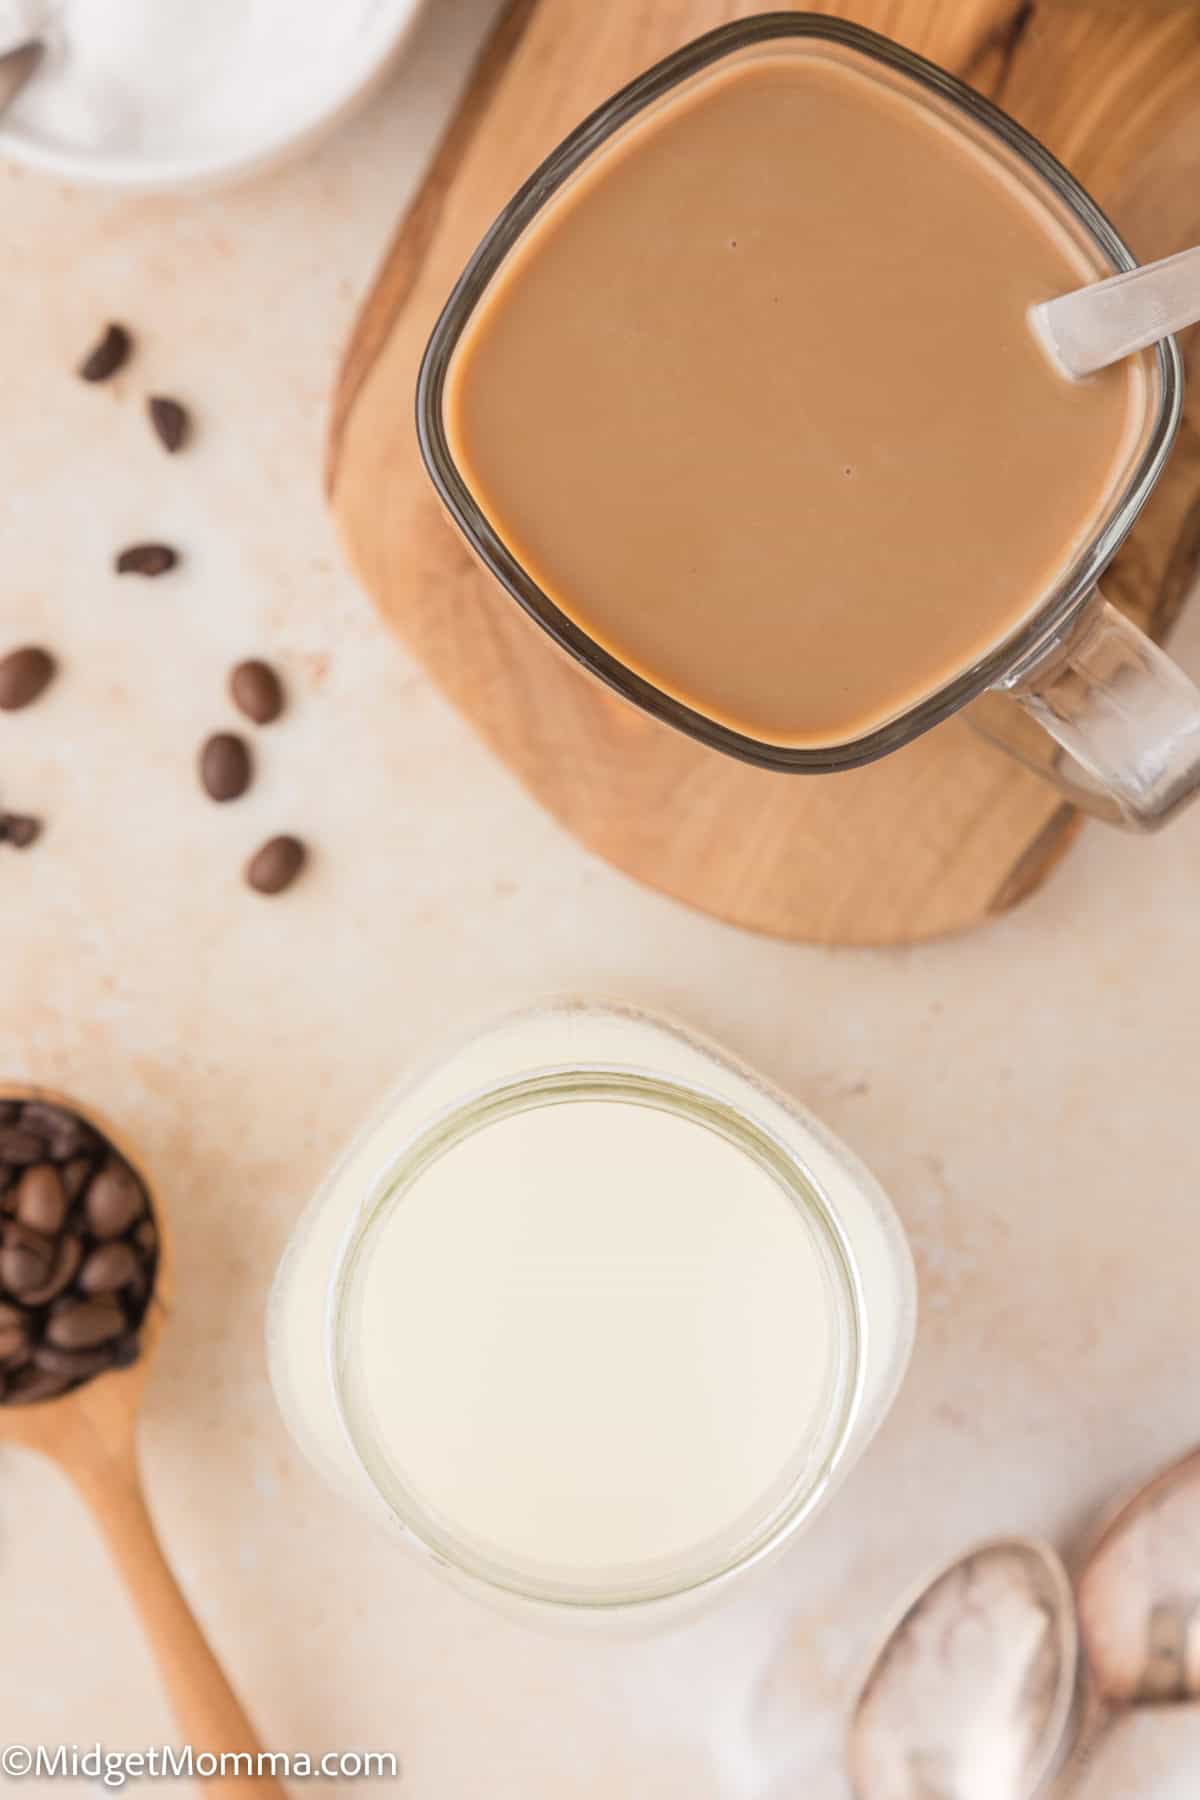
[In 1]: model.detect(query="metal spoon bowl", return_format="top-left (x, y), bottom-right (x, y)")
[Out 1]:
top-left (847, 1537), bottom-right (1080, 1800)
top-left (0, 40), bottom-right (42, 118)
top-left (1077, 1443), bottom-right (1200, 1708)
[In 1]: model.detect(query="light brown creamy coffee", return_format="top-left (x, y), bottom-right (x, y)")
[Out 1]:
top-left (444, 48), bottom-right (1145, 749)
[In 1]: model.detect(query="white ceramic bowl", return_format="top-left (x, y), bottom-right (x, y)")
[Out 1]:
top-left (0, 0), bottom-right (426, 191)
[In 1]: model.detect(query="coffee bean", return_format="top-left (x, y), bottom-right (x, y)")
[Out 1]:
top-left (147, 396), bottom-right (189, 453)
top-left (79, 1241), bottom-right (140, 1294)
top-left (47, 1297), bottom-right (125, 1350)
top-left (78, 323), bottom-right (131, 383)
top-left (246, 834), bottom-right (306, 896)
top-left (115, 543), bottom-right (178, 577)
top-left (0, 1102), bottom-right (19, 1125)
top-left (6, 1366), bottom-right (71, 1403)
top-left (1, 814), bottom-right (42, 849)
top-left (0, 646), bottom-right (55, 712)
top-left (22, 1233), bottom-right (82, 1306)
top-left (85, 1159), bottom-right (145, 1237)
top-left (61, 1157), bottom-right (93, 1202)
top-left (134, 1219), bottom-right (157, 1254)
top-left (0, 1126), bottom-right (46, 1165)
top-left (20, 1101), bottom-right (100, 1161)
top-left (0, 1302), bottom-right (29, 1365)
top-left (14, 1165), bottom-right (66, 1234)
top-left (1, 1223), bottom-right (55, 1295)
top-left (230, 659), bottom-right (284, 726)
top-left (33, 1342), bottom-right (123, 1379)
top-left (199, 732), bottom-right (251, 802)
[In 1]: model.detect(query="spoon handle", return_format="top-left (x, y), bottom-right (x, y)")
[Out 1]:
top-left (71, 1449), bottom-right (286, 1796)
top-left (1032, 243), bottom-right (1200, 378)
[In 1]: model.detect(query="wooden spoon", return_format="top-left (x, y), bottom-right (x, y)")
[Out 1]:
top-left (0, 1086), bottom-right (284, 1797)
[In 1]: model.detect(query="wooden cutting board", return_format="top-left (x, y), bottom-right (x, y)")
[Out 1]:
top-left (328, 0), bottom-right (1200, 945)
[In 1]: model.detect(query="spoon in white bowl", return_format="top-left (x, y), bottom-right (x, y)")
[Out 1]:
top-left (1032, 243), bottom-right (1200, 379)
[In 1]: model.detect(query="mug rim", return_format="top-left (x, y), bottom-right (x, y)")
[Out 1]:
top-left (416, 10), bottom-right (1183, 774)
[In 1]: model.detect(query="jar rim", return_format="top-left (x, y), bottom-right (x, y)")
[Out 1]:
top-left (329, 1062), bottom-right (867, 1610)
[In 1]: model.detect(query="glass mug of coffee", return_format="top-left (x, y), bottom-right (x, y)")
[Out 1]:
top-left (417, 13), bottom-right (1200, 829)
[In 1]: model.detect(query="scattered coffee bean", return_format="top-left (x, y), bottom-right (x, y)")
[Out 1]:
top-left (78, 323), bottom-right (131, 384)
top-left (5, 1366), bottom-right (72, 1404)
top-left (61, 1157), bottom-right (93, 1202)
top-left (1, 1222), bottom-right (56, 1294)
top-left (230, 659), bottom-right (284, 726)
top-left (115, 543), bottom-right (178, 577)
top-left (85, 1159), bottom-right (146, 1238)
top-left (0, 814), bottom-right (42, 849)
top-left (15, 1164), bottom-right (67, 1235)
top-left (20, 1101), bottom-right (100, 1161)
top-left (147, 395), bottom-right (190, 453)
top-left (47, 1296), bottom-right (125, 1350)
top-left (0, 1126), bottom-right (46, 1165)
top-left (246, 834), bottom-right (306, 896)
top-left (0, 646), bottom-right (55, 712)
top-left (199, 732), bottom-right (251, 803)
top-left (79, 1241), bottom-right (139, 1294)
top-left (22, 1233), bottom-right (82, 1306)
top-left (134, 1219), bottom-right (157, 1254)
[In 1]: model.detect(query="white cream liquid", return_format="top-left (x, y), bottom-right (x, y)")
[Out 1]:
top-left (345, 1096), bottom-right (840, 1591)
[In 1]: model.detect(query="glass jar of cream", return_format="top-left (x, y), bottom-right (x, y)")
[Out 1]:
top-left (267, 1001), bottom-right (916, 1619)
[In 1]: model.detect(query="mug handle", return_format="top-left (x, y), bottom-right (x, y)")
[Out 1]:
top-left (966, 590), bottom-right (1200, 830)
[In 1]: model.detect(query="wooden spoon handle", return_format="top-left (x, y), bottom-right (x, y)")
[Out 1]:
top-left (78, 1456), bottom-right (286, 1796)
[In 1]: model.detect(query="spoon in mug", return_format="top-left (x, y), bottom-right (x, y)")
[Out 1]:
top-left (1031, 243), bottom-right (1200, 379)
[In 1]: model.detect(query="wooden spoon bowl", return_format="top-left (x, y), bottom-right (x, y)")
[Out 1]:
top-left (0, 1084), bottom-right (283, 1797)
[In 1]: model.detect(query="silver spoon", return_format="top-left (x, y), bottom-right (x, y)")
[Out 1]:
top-left (0, 39), bottom-right (41, 117)
top-left (847, 1537), bottom-right (1080, 1800)
top-left (1056, 1444), bottom-right (1200, 1790)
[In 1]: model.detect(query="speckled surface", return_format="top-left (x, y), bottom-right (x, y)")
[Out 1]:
top-left (1, 2), bottom-right (1200, 1792)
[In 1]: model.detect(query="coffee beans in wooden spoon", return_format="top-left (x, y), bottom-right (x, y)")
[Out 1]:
top-left (0, 1099), bottom-right (157, 1404)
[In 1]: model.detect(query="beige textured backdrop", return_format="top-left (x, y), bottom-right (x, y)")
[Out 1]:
top-left (1, 1), bottom-right (1199, 1792)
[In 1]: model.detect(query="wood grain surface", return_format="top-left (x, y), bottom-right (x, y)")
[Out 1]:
top-left (328, 0), bottom-right (1200, 944)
